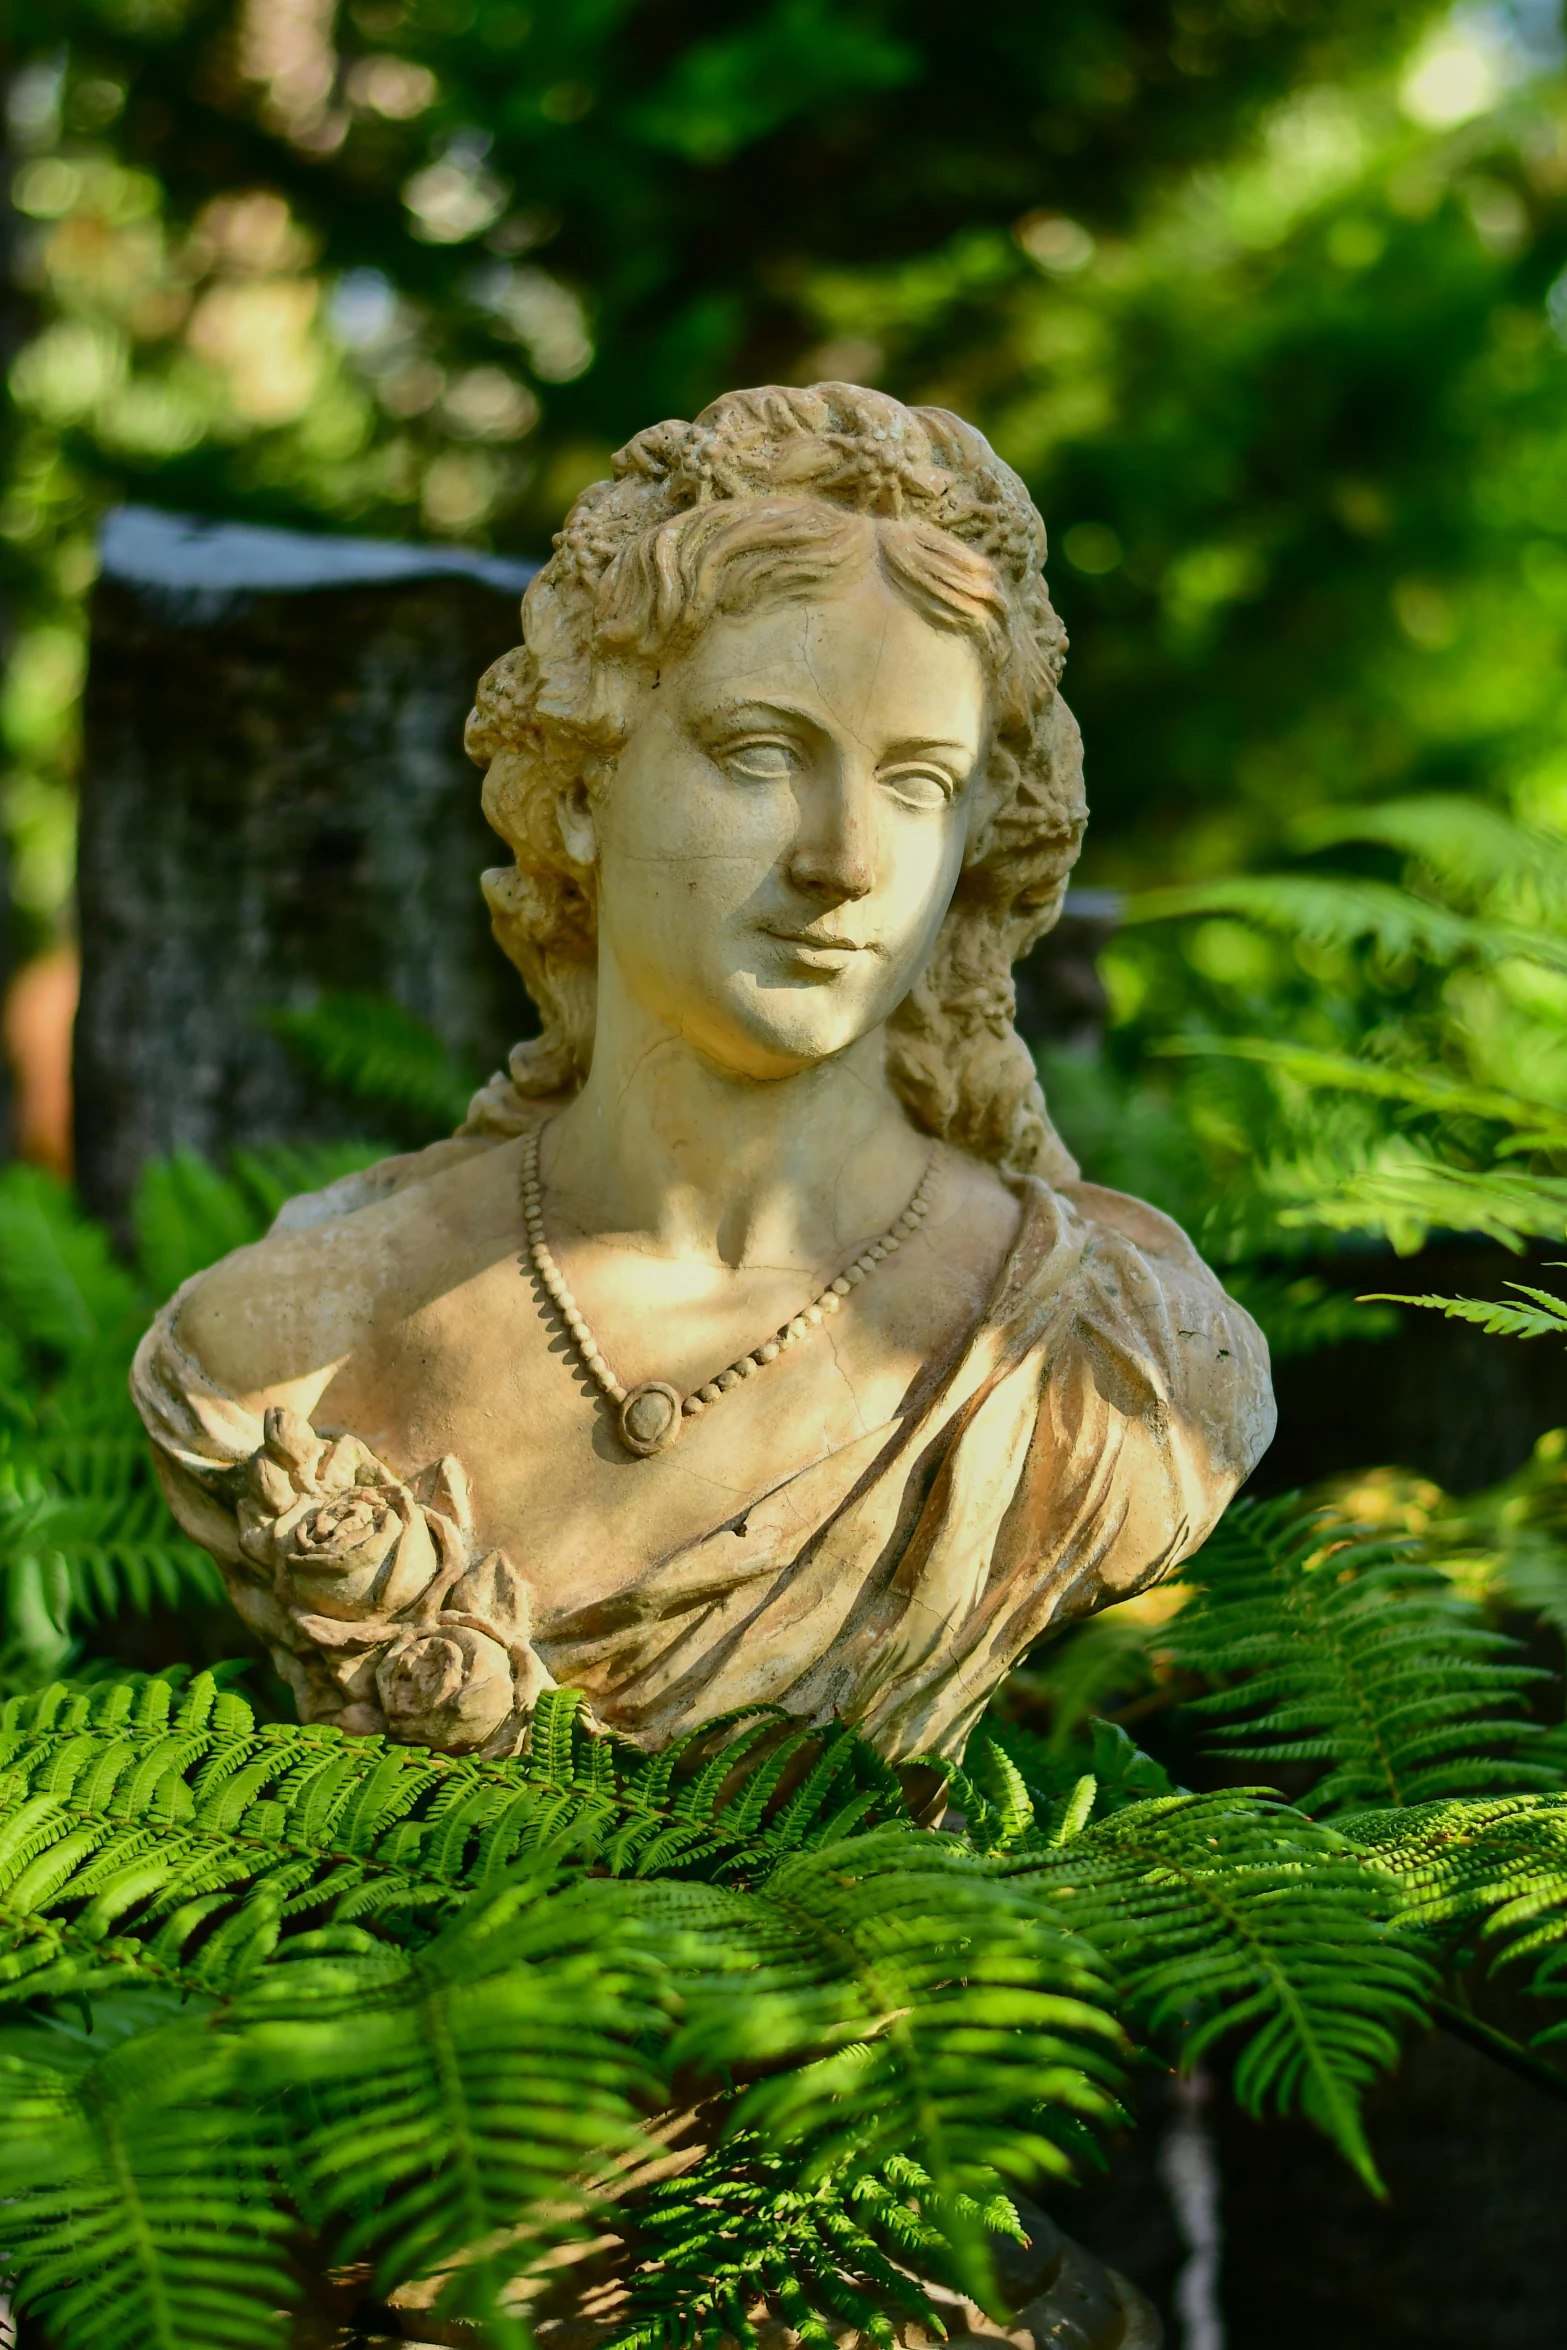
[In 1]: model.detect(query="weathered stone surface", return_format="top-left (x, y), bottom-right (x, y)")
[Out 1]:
top-left (75, 508), bottom-right (538, 1224)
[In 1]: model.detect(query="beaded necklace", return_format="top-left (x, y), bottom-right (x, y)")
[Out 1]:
top-left (519, 1125), bottom-right (937, 1457)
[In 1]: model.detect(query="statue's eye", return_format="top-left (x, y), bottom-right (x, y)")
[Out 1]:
top-left (883, 766), bottom-right (954, 810)
top-left (724, 740), bottom-right (798, 782)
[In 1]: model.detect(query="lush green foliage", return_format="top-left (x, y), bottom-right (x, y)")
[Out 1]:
top-left (6, 0), bottom-right (1435, 560)
top-left (0, 1162), bottom-right (221, 1697)
top-left (0, 1671), bottom-right (1103, 2344)
top-left (594, 2140), bottom-right (1027, 2350)
top-left (0, 1663), bottom-right (1463, 2339)
top-left (1039, 792), bottom-right (1567, 1368)
top-left (2, 1634), bottom-right (1567, 2346)
top-left (269, 991), bottom-right (477, 1137)
top-left (1347, 1793), bottom-right (1567, 1985)
top-left (1365, 1281), bottom-right (1567, 1340)
top-left (13, 6), bottom-right (1567, 2333)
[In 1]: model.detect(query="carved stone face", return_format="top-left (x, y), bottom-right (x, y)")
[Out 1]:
top-left (562, 565), bottom-right (990, 1081)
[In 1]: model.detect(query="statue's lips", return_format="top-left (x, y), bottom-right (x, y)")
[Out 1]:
top-left (758, 926), bottom-right (879, 968)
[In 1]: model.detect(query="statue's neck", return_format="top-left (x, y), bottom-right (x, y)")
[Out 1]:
top-left (541, 990), bottom-right (931, 1272)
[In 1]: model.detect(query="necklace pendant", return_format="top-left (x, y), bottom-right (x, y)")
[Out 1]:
top-left (521, 1123), bottom-right (937, 1464)
top-left (618, 1381), bottom-right (685, 1458)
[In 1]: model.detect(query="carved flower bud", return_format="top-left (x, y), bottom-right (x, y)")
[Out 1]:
top-left (249, 1453), bottom-right (297, 1517)
top-left (263, 1404), bottom-right (323, 1479)
top-left (375, 1624), bottom-right (514, 1753)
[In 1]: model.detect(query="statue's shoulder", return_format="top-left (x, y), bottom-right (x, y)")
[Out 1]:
top-left (1044, 1175), bottom-right (1275, 1460)
top-left (167, 1131), bottom-right (524, 1412)
top-left (265, 1133), bottom-right (506, 1234)
top-left (1054, 1176), bottom-right (1219, 1275)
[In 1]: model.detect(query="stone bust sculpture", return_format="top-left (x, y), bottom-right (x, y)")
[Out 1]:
top-left (132, 383), bottom-right (1274, 1770)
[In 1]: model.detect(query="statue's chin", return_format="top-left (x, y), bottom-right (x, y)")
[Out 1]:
top-left (660, 965), bottom-right (901, 1082)
top-left (678, 993), bottom-right (882, 1083)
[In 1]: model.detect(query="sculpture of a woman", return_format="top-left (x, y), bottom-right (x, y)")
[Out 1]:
top-left (131, 383), bottom-right (1274, 1775)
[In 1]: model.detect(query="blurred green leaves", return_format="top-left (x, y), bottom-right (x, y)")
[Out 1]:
top-left (627, 1), bottom-right (919, 165)
top-left (4, 3), bottom-right (1558, 959)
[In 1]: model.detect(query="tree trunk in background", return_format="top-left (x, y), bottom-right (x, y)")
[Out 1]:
top-left (75, 509), bottom-right (537, 1226)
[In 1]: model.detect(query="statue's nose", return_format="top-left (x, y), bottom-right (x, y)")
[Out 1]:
top-left (786, 773), bottom-right (877, 902)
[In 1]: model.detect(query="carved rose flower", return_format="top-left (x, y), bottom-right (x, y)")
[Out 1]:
top-left (234, 1409), bottom-right (550, 1752)
top-left (238, 1407), bottom-right (442, 1622)
top-left (376, 1623), bottom-right (515, 1753)
top-left (271, 1483), bottom-right (436, 1620)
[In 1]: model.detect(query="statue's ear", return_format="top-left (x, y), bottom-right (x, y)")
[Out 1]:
top-left (555, 774), bottom-right (598, 865)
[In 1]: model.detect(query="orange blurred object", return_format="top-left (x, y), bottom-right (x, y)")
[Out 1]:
top-left (3, 948), bottom-right (78, 1177)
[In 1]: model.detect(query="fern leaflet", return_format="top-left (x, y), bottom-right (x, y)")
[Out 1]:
top-left (1027, 1791), bottom-right (1434, 2192)
top-left (1168, 1497), bottom-right (1556, 1809)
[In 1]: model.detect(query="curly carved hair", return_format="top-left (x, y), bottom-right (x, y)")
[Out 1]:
top-left (461, 382), bottom-right (1086, 1178)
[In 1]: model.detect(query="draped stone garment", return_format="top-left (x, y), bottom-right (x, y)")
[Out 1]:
top-left (131, 1147), bottom-right (1275, 1766)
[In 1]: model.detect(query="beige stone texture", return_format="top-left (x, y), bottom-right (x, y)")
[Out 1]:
top-left (132, 382), bottom-right (1274, 1768)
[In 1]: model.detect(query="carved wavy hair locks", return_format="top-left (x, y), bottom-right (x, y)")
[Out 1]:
top-left (460, 383), bottom-right (1087, 1180)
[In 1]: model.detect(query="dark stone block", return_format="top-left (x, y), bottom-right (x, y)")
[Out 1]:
top-left (1014, 887), bottom-right (1120, 1057)
top-left (75, 509), bottom-right (539, 1224)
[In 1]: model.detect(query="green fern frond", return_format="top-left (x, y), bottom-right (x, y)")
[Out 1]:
top-left (1030, 1791), bottom-right (1435, 2191)
top-left (1112, 795), bottom-right (1567, 1268)
top-left (0, 1438), bottom-right (222, 1690)
top-left (1358, 1285), bottom-right (1567, 1342)
top-left (0, 1659), bottom-right (1483, 2328)
top-left (1274, 1158), bottom-right (1567, 1256)
top-left (987, 1717), bottom-right (1178, 1832)
top-left (0, 1675), bottom-right (1130, 2337)
top-left (1154, 1035), bottom-right (1567, 1145)
top-left (0, 1169), bottom-right (143, 1361)
top-left (131, 1155), bottom-right (271, 1308)
top-left (0, 1675), bottom-right (929, 2011)
top-left (957, 1733), bottom-right (1045, 1850)
top-left (1169, 1497), bottom-right (1555, 1810)
top-left (1188, 1122), bottom-right (1567, 1262)
top-left (1121, 873), bottom-right (1567, 975)
top-left (1340, 1795), bottom-right (1567, 2069)
top-left (907, 1719), bottom-right (1166, 1860)
top-left (1344, 1795), bottom-right (1567, 1974)
top-left (654, 1832), bottom-right (1126, 2208)
top-left (2, 1479), bottom-right (223, 1616)
top-left (132, 1143), bottom-right (395, 1304)
top-left (236, 1867), bottom-right (663, 2307)
top-left (1293, 796), bottom-right (1567, 909)
top-left (0, 1993), bottom-right (293, 2350)
top-left (601, 2138), bottom-right (1022, 2350)
top-left (269, 993), bottom-right (476, 1133)
top-left (0, 1148), bottom-right (402, 1678)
